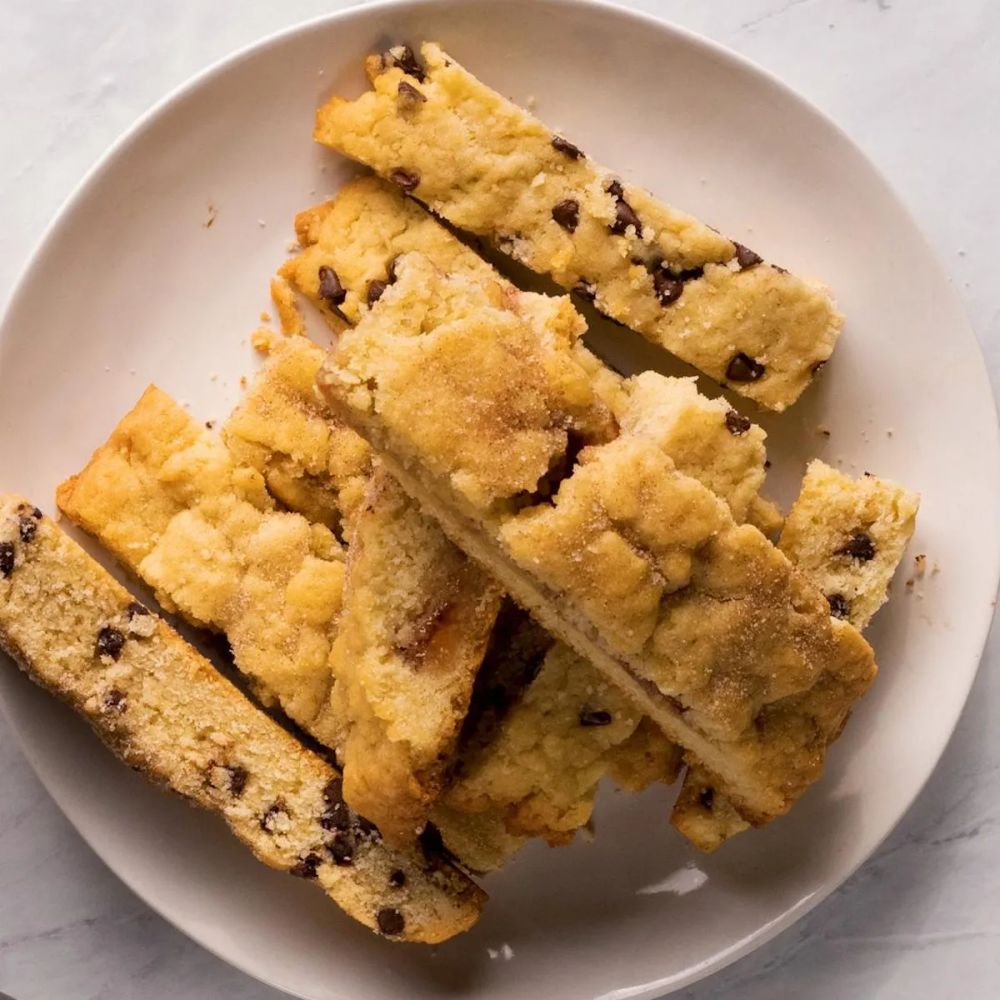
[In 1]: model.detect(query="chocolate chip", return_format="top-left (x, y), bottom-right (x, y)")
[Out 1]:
top-left (126, 601), bottom-right (150, 619)
top-left (551, 135), bottom-right (584, 159)
top-left (551, 199), bottom-right (580, 232)
top-left (827, 594), bottom-right (851, 620)
top-left (725, 353), bottom-right (766, 383)
top-left (320, 803), bottom-right (351, 832)
top-left (366, 279), bottom-right (387, 306)
top-left (377, 907), bottom-right (405, 936)
top-left (764, 459), bottom-right (772, 470)
top-left (652, 262), bottom-right (704, 306)
top-left (226, 765), bottom-right (248, 797)
top-left (328, 830), bottom-right (355, 866)
top-left (323, 777), bottom-right (345, 805)
top-left (698, 786), bottom-right (715, 811)
top-left (0, 542), bottom-right (14, 578)
top-left (394, 601), bottom-right (450, 664)
top-left (31, 507), bottom-right (42, 520)
top-left (388, 168), bottom-right (420, 193)
top-left (389, 868), bottom-right (407, 888)
top-left (724, 410), bottom-right (752, 436)
top-left (572, 279), bottom-right (597, 302)
top-left (397, 81), bottom-right (427, 105)
top-left (384, 44), bottom-right (425, 82)
top-left (317, 265), bottom-right (346, 307)
top-left (579, 708), bottom-right (612, 727)
top-left (102, 688), bottom-right (127, 713)
top-left (95, 626), bottom-right (126, 661)
top-left (320, 777), bottom-right (352, 831)
top-left (290, 853), bottom-right (321, 879)
top-left (653, 269), bottom-right (684, 306)
top-left (418, 822), bottom-right (446, 859)
top-left (836, 532), bottom-right (876, 562)
top-left (607, 180), bottom-right (642, 236)
top-left (733, 242), bottom-right (763, 270)
top-left (18, 516), bottom-right (37, 543)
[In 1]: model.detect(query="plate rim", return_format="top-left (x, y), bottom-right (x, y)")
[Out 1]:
top-left (1, 0), bottom-right (998, 997)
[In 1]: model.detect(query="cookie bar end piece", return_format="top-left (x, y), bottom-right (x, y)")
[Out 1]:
top-left (778, 460), bottom-right (919, 630)
top-left (0, 495), bottom-right (484, 942)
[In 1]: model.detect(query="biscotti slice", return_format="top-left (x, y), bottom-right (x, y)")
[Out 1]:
top-left (314, 43), bottom-right (842, 411)
top-left (672, 463), bottom-right (918, 850)
top-left (0, 496), bottom-right (483, 942)
top-left (777, 460), bottom-right (919, 629)
top-left (57, 386), bottom-right (346, 741)
top-left (223, 334), bottom-right (372, 535)
top-left (318, 254), bottom-right (877, 830)
top-left (440, 602), bottom-right (680, 868)
top-left (329, 468), bottom-right (503, 844)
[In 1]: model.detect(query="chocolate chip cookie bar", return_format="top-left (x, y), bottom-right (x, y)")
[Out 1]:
top-left (318, 254), bottom-right (877, 831)
top-left (778, 460), bottom-right (919, 630)
top-left (314, 43), bottom-right (842, 411)
top-left (0, 496), bottom-right (483, 942)
top-left (329, 467), bottom-right (503, 844)
top-left (671, 462), bottom-right (918, 850)
top-left (57, 386), bottom-right (347, 741)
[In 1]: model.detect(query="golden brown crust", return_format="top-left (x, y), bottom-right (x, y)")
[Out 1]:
top-left (330, 468), bottom-right (503, 844)
top-left (314, 42), bottom-right (842, 411)
top-left (0, 495), bottom-right (483, 942)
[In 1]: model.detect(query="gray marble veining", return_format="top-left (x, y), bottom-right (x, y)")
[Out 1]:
top-left (1, 1), bottom-right (998, 997)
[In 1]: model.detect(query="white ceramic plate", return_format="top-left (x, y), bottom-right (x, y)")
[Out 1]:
top-left (1, 1), bottom-right (998, 997)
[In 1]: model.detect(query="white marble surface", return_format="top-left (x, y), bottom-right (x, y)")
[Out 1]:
top-left (0, 0), bottom-right (998, 997)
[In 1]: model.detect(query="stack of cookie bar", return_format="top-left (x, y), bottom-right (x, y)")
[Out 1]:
top-left (0, 42), bottom-right (919, 942)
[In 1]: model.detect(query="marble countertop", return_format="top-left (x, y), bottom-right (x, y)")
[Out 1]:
top-left (1, 1), bottom-right (998, 997)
